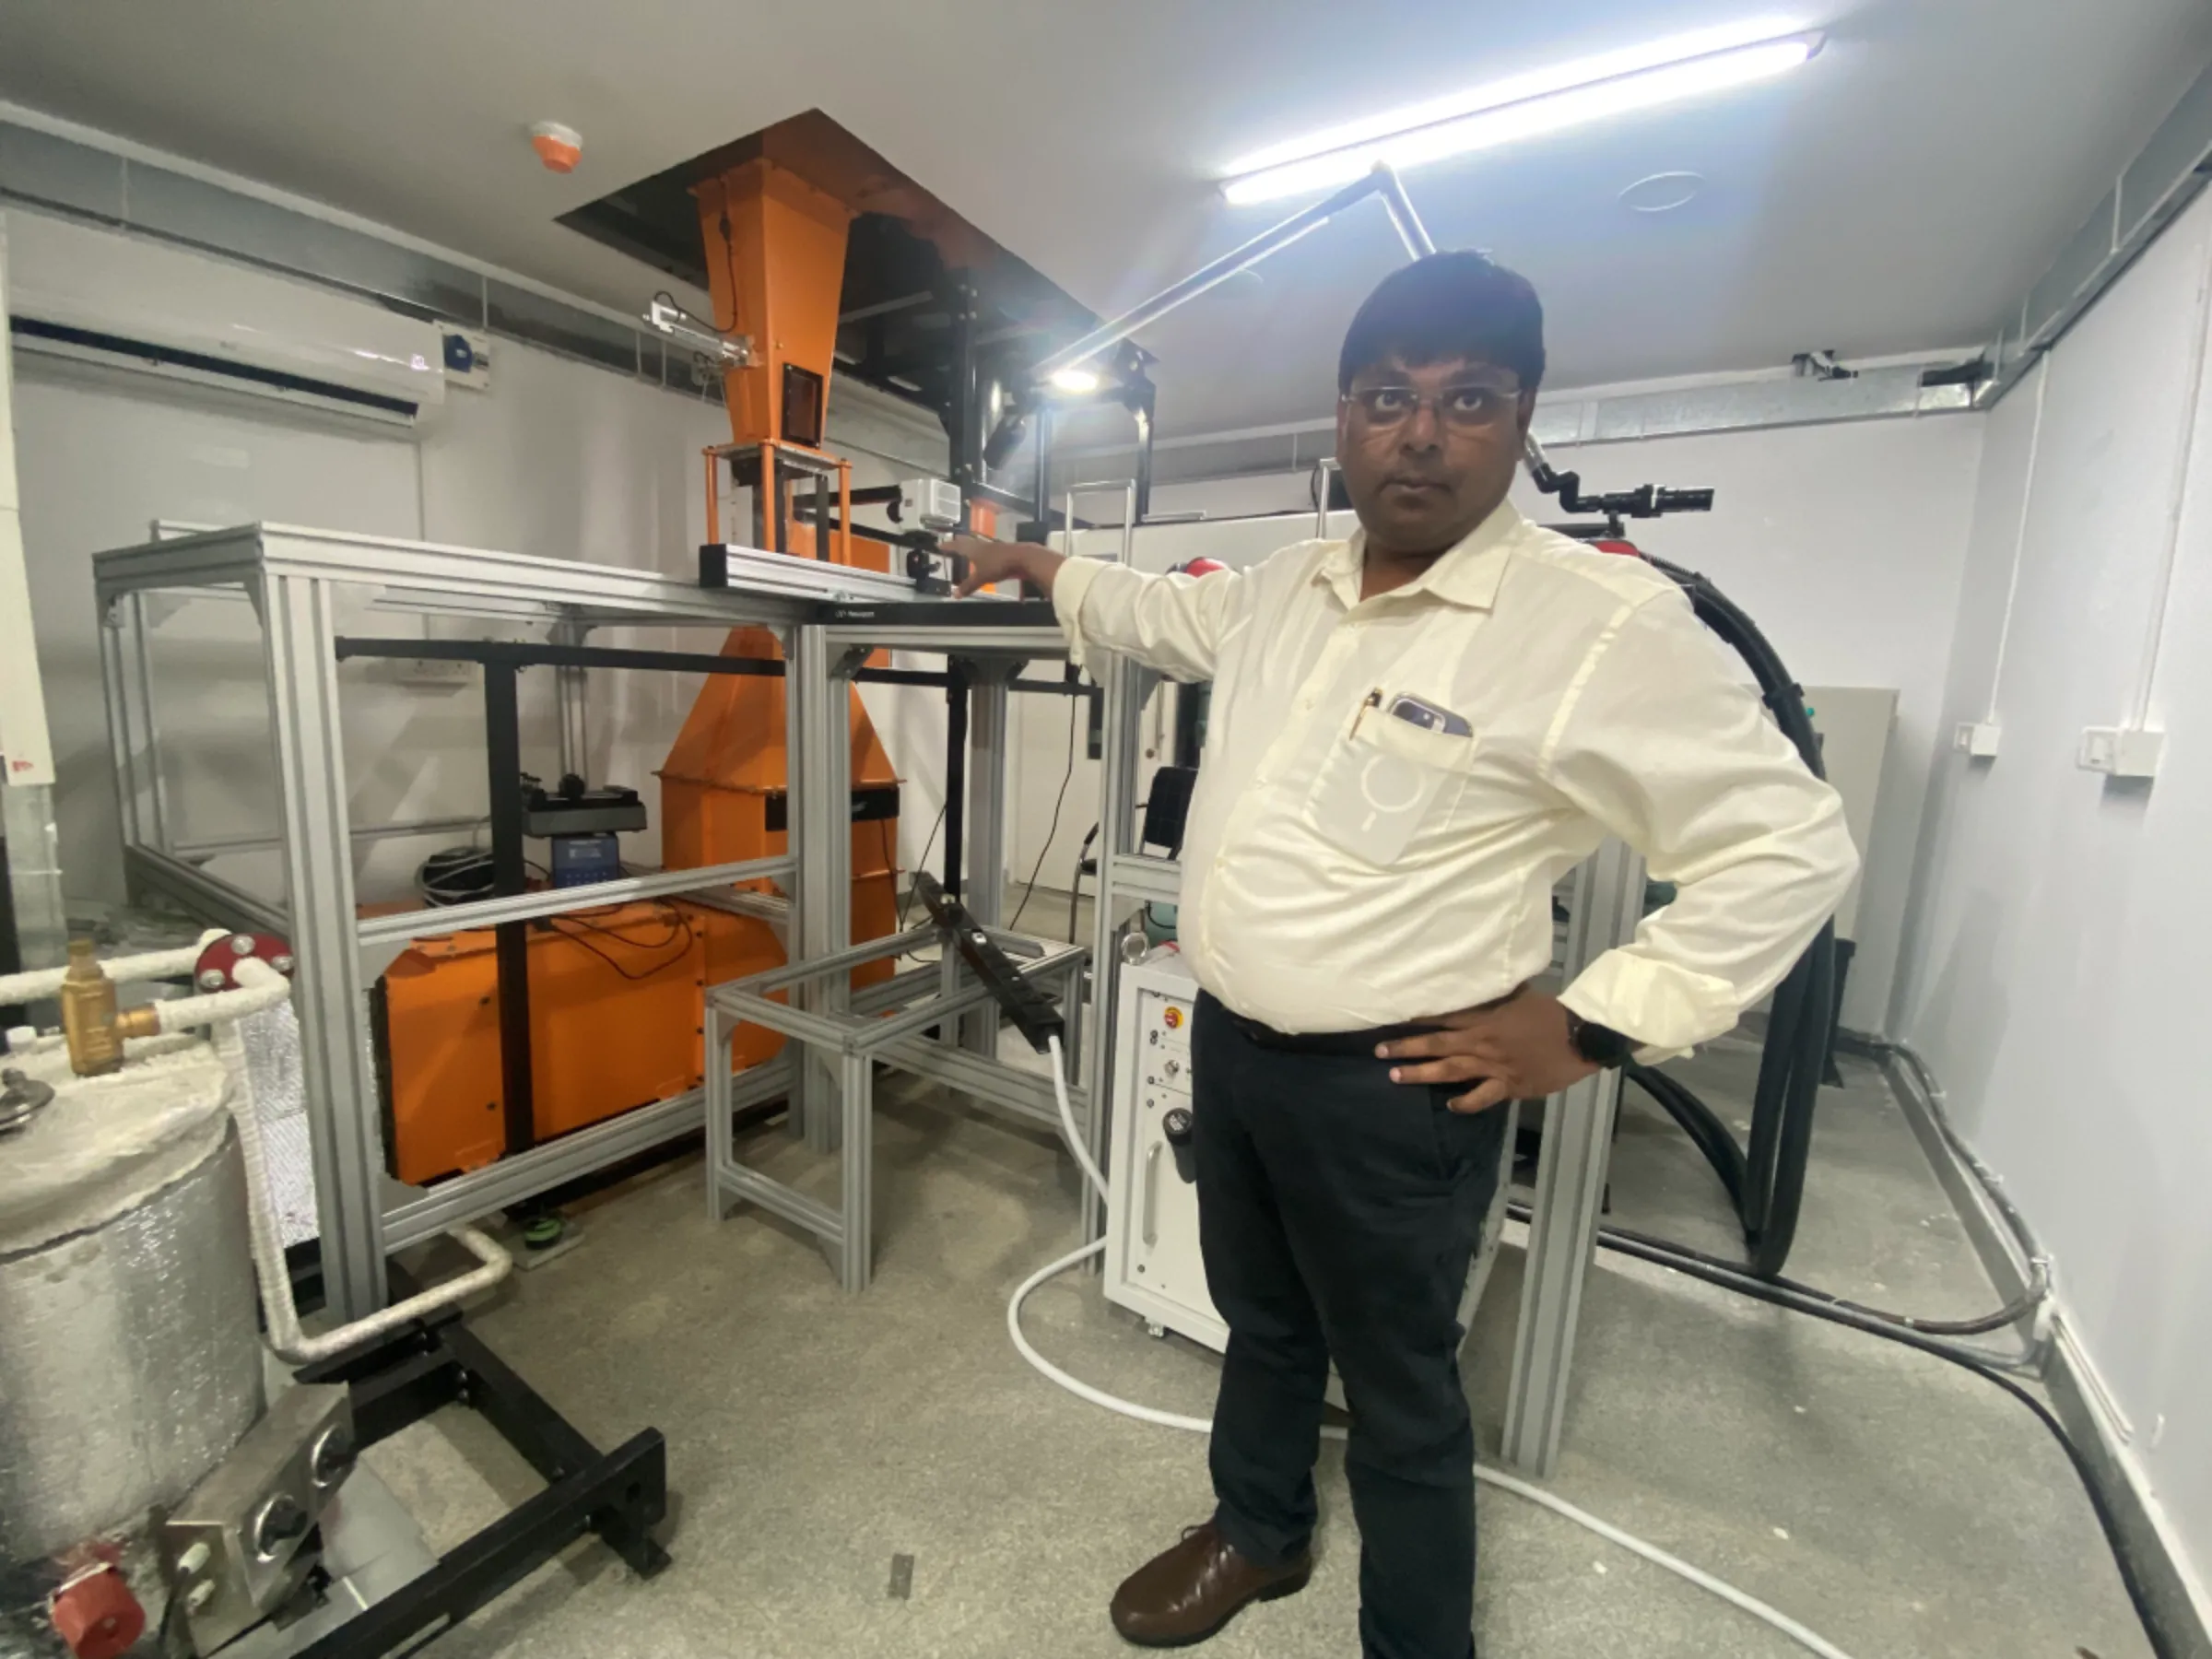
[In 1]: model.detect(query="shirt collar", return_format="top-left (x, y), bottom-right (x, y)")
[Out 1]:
top-left (1315, 499), bottom-right (1524, 611)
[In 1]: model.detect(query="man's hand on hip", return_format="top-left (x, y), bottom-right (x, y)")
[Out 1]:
top-left (1377, 989), bottom-right (1597, 1114)
top-left (944, 535), bottom-right (1065, 598)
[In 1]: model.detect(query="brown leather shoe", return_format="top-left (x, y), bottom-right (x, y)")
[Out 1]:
top-left (1109, 1521), bottom-right (1312, 1647)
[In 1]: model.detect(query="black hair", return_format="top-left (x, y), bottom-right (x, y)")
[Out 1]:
top-left (1336, 251), bottom-right (1546, 393)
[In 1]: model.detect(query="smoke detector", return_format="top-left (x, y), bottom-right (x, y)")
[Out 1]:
top-left (530, 122), bottom-right (583, 174)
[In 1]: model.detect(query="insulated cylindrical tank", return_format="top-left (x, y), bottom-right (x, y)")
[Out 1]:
top-left (0, 1038), bottom-right (264, 1566)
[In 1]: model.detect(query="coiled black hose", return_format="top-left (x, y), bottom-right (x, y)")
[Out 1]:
top-left (1634, 554), bottom-right (1841, 1278)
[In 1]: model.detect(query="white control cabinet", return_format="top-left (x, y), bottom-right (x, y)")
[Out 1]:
top-left (1102, 949), bottom-right (1513, 1374)
top-left (1103, 950), bottom-right (1228, 1347)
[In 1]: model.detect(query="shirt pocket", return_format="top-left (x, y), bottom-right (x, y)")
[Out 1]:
top-left (1305, 702), bottom-right (1477, 865)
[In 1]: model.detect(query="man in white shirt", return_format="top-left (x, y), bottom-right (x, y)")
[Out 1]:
top-left (950, 253), bottom-right (1857, 1659)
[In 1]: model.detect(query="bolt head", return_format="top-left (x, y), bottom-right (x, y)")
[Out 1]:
top-left (229, 935), bottom-right (254, 955)
top-left (196, 969), bottom-right (228, 992)
top-left (310, 1423), bottom-right (357, 1488)
top-left (253, 1493), bottom-right (309, 1558)
top-left (272, 954), bottom-right (295, 975)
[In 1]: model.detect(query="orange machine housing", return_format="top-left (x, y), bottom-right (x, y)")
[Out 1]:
top-left (378, 145), bottom-right (913, 1187)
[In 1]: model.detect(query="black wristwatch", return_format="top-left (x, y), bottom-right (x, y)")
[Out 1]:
top-left (1565, 1010), bottom-right (1634, 1069)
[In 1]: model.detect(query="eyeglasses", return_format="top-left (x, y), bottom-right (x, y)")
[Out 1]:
top-left (1341, 382), bottom-right (1522, 431)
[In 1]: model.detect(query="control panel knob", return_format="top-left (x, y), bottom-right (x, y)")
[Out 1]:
top-left (1162, 1107), bottom-right (1196, 1183)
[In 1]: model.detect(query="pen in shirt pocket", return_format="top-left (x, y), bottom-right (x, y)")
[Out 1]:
top-left (1350, 687), bottom-right (1382, 737)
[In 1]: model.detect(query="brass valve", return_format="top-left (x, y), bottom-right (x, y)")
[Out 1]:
top-left (59, 938), bottom-right (161, 1077)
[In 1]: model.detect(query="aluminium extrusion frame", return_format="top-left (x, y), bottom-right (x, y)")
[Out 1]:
top-left (91, 522), bottom-right (909, 1323)
top-left (703, 607), bottom-right (1084, 1290)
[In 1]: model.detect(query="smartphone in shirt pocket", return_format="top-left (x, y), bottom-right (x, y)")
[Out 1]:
top-left (1307, 688), bottom-right (1477, 865)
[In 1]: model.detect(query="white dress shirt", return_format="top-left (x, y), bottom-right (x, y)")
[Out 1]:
top-left (1051, 500), bottom-right (1859, 1050)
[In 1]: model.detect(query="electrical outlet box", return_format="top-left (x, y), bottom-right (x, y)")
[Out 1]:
top-left (2077, 726), bottom-right (2162, 779)
top-left (441, 330), bottom-right (492, 390)
top-left (1955, 721), bottom-right (2002, 759)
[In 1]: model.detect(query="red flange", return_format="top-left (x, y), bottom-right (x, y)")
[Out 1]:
top-left (49, 1567), bottom-right (144, 1659)
top-left (192, 931), bottom-right (297, 994)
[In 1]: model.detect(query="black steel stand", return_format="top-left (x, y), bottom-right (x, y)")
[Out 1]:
top-left (290, 1295), bottom-right (668, 1659)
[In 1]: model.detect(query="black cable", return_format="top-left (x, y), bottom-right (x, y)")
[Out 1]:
top-left (1068, 822), bottom-right (1101, 945)
top-left (898, 804), bottom-right (947, 933)
top-left (1576, 548), bottom-right (1840, 1278)
top-left (1538, 1213), bottom-right (2174, 1659)
top-left (1624, 1063), bottom-right (1748, 1212)
top-left (545, 901), bottom-right (694, 982)
top-left (1008, 698), bottom-right (1078, 934)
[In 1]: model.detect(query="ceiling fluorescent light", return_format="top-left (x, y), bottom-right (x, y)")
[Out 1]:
top-left (1222, 26), bottom-right (1822, 205)
top-left (1050, 367), bottom-right (1102, 393)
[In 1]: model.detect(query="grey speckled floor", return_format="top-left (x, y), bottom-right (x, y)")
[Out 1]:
top-left (361, 1035), bottom-right (2151, 1659)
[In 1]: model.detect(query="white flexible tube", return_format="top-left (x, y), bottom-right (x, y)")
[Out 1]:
top-left (0, 926), bottom-right (229, 1006)
top-left (1025, 1034), bottom-right (1859, 1659)
top-left (208, 975), bottom-right (512, 1365)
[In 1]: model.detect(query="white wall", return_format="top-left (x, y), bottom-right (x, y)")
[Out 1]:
top-left (1892, 188), bottom-right (2212, 1603)
top-left (5, 208), bottom-right (951, 911)
top-left (1037, 413), bottom-right (1986, 1026)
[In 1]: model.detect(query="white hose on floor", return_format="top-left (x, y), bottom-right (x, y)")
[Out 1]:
top-left (1017, 1034), bottom-right (1860, 1659)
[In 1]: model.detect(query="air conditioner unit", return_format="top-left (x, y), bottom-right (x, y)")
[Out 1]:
top-left (3, 212), bottom-right (446, 427)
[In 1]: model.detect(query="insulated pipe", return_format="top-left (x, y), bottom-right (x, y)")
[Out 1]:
top-left (0, 927), bottom-right (227, 1006)
top-left (207, 963), bottom-right (512, 1366)
top-left (145, 956), bottom-right (297, 1032)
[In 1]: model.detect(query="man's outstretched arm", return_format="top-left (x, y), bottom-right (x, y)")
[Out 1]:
top-left (945, 534), bottom-right (1241, 680)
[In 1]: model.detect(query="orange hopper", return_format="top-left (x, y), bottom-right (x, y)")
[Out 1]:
top-left (377, 144), bottom-right (902, 1185)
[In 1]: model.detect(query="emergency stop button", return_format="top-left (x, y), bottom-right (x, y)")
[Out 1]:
top-left (1163, 1006), bottom-right (1184, 1030)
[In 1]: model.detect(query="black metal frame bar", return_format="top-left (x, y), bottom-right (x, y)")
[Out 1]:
top-left (335, 638), bottom-right (1088, 701)
top-left (480, 663), bottom-right (536, 1159)
top-left (293, 1309), bottom-right (667, 1658)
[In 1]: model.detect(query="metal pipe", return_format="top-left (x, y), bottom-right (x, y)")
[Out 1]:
top-left (1374, 163), bottom-right (1437, 257)
top-left (1031, 168), bottom-right (1403, 382)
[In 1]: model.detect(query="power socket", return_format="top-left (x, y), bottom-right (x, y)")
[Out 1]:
top-left (1954, 721), bottom-right (2001, 759)
top-left (2077, 726), bottom-right (2162, 779)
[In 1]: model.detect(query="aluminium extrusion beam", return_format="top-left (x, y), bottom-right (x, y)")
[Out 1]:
top-left (789, 624), bottom-right (845, 1153)
top-left (124, 845), bottom-right (288, 938)
top-left (355, 855), bottom-right (795, 945)
top-left (1082, 653), bottom-right (1153, 1251)
top-left (260, 566), bottom-right (388, 1322)
top-left (383, 1058), bottom-right (786, 1252)
top-left (1500, 838), bottom-right (1648, 1477)
top-left (960, 662), bottom-right (1015, 1053)
top-left (88, 523), bottom-right (883, 1323)
top-left (94, 524), bottom-right (827, 630)
top-left (705, 934), bottom-right (1088, 1291)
